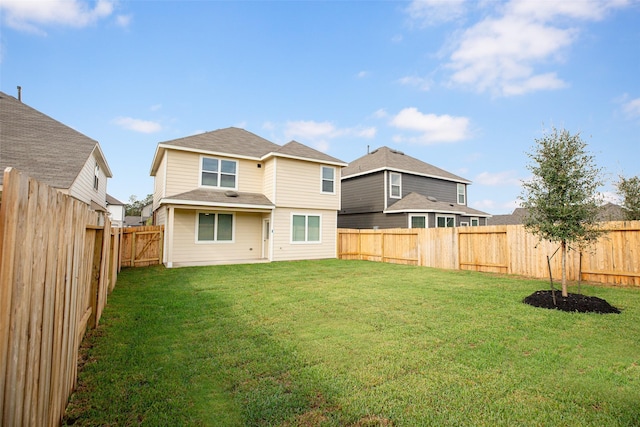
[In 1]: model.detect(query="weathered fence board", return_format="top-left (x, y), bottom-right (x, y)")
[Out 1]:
top-left (0, 168), bottom-right (119, 427)
top-left (338, 221), bottom-right (640, 286)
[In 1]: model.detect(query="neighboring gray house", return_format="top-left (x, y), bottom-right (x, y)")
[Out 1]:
top-left (0, 91), bottom-right (112, 211)
top-left (489, 203), bottom-right (625, 225)
top-left (338, 146), bottom-right (490, 229)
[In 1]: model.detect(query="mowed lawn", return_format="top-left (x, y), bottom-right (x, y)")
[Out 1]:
top-left (64, 260), bottom-right (640, 426)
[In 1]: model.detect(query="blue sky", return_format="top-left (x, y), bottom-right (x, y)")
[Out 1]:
top-left (1, 0), bottom-right (639, 213)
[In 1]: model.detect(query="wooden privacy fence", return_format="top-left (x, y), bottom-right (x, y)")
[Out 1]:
top-left (338, 221), bottom-right (640, 286)
top-left (119, 225), bottom-right (164, 268)
top-left (0, 168), bottom-right (138, 427)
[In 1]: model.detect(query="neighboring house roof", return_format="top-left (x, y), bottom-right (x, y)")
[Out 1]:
top-left (0, 91), bottom-right (112, 188)
top-left (150, 127), bottom-right (347, 176)
top-left (163, 188), bottom-right (275, 210)
top-left (106, 194), bottom-right (125, 206)
top-left (342, 146), bottom-right (471, 184)
top-left (489, 205), bottom-right (624, 225)
top-left (385, 192), bottom-right (491, 217)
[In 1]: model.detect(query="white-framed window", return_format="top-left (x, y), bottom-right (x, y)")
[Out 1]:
top-left (409, 215), bottom-right (427, 229)
top-left (460, 221), bottom-right (469, 227)
top-left (390, 172), bottom-right (402, 199)
top-left (321, 166), bottom-right (335, 194)
top-left (470, 217), bottom-right (479, 226)
top-left (291, 213), bottom-right (321, 243)
top-left (436, 215), bottom-right (455, 228)
top-left (196, 212), bottom-right (234, 243)
top-left (200, 156), bottom-right (237, 189)
top-left (93, 162), bottom-right (100, 191)
top-left (457, 183), bottom-right (466, 205)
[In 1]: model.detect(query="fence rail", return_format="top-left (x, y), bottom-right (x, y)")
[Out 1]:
top-left (338, 222), bottom-right (640, 286)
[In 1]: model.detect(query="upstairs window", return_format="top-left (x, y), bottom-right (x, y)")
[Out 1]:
top-left (457, 183), bottom-right (466, 205)
top-left (321, 166), bottom-right (335, 194)
top-left (390, 172), bottom-right (402, 199)
top-left (201, 157), bottom-right (237, 189)
top-left (93, 162), bottom-right (100, 191)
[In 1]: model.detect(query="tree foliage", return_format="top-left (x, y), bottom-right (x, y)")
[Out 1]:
top-left (519, 128), bottom-right (604, 297)
top-left (125, 194), bottom-right (153, 216)
top-left (616, 175), bottom-right (640, 220)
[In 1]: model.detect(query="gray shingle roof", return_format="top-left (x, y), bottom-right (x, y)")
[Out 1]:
top-left (106, 194), bottom-right (125, 205)
top-left (342, 146), bottom-right (471, 183)
top-left (158, 127), bottom-right (281, 159)
top-left (0, 91), bottom-right (111, 188)
top-left (489, 204), bottom-right (625, 225)
top-left (165, 188), bottom-right (274, 208)
top-left (275, 140), bottom-right (347, 165)
top-left (385, 192), bottom-right (490, 217)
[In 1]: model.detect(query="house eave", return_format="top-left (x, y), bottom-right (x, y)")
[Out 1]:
top-left (342, 167), bottom-right (472, 184)
top-left (262, 152), bottom-right (348, 167)
top-left (160, 198), bottom-right (274, 212)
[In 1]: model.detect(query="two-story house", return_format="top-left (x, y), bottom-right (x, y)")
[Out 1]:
top-left (338, 146), bottom-right (490, 229)
top-left (150, 127), bottom-right (347, 267)
top-left (0, 91), bottom-right (112, 212)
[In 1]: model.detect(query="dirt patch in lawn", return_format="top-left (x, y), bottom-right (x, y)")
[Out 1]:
top-left (523, 290), bottom-right (620, 314)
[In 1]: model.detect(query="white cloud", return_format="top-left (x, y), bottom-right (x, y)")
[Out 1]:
top-left (1, 0), bottom-right (115, 34)
top-left (405, 0), bottom-right (467, 27)
top-left (356, 71), bottom-right (370, 79)
top-left (443, 0), bottom-right (631, 96)
top-left (390, 107), bottom-right (470, 144)
top-left (474, 171), bottom-right (521, 186)
top-left (113, 117), bottom-right (162, 133)
top-left (372, 109), bottom-right (388, 119)
top-left (622, 98), bottom-right (640, 118)
top-left (150, 104), bottom-right (162, 112)
top-left (116, 14), bottom-right (132, 28)
top-left (397, 75), bottom-right (432, 91)
top-left (281, 120), bottom-right (375, 152)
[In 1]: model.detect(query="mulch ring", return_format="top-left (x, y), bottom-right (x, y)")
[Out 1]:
top-left (523, 290), bottom-right (620, 314)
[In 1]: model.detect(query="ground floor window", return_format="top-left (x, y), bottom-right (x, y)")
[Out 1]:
top-left (470, 217), bottom-right (479, 226)
top-left (410, 215), bottom-right (427, 228)
top-left (436, 215), bottom-right (455, 228)
top-left (292, 214), bottom-right (321, 243)
top-left (197, 212), bottom-right (234, 242)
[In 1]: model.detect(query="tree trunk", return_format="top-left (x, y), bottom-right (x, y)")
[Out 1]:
top-left (561, 240), bottom-right (568, 297)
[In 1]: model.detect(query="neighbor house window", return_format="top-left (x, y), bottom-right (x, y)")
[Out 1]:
top-left (410, 215), bottom-right (427, 229)
top-left (436, 215), bottom-right (455, 228)
top-left (201, 157), bottom-right (237, 189)
top-left (390, 172), bottom-right (401, 199)
top-left (93, 162), bottom-right (100, 191)
top-left (470, 217), bottom-right (479, 226)
top-left (457, 183), bottom-right (466, 205)
top-left (292, 214), bottom-right (321, 243)
top-left (197, 212), bottom-right (234, 242)
top-left (321, 166), bottom-right (335, 193)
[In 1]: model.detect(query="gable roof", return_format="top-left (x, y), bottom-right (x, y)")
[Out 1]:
top-left (0, 91), bottom-right (112, 188)
top-left (151, 127), bottom-right (346, 175)
top-left (342, 146), bottom-right (470, 184)
top-left (384, 192), bottom-right (490, 217)
top-left (106, 194), bottom-right (125, 206)
top-left (272, 140), bottom-right (346, 165)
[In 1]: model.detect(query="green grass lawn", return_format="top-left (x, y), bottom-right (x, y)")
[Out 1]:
top-left (64, 260), bottom-right (640, 426)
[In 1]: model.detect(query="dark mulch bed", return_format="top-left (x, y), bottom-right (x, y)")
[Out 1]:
top-left (523, 290), bottom-right (620, 314)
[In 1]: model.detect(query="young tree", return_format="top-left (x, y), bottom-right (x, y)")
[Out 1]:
top-left (616, 175), bottom-right (640, 220)
top-left (519, 128), bottom-right (604, 297)
top-left (125, 194), bottom-right (153, 216)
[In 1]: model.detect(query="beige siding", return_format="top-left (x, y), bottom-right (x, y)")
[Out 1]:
top-left (262, 158), bottom-right (275, 201)
top-left (155, 205), bottom-right (167, 226)
top-left (275, 158), bottom-right (340, 210)
top-left (169, 209), bottom-right (264, 265)
top-left (164, 149), bottom-right (265, 197)
top-left (270, 207), bottom-right (337, 261)
top-left (68, 152), bottom-right (107, 207)
top-left (153, 152), bottom-right (167, 210)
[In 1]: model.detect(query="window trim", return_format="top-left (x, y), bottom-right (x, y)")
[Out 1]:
top-left (470, 217), bottom-right (479, 226)
top-left (93, 161), bottom-right (100, 191)
top-left (199, 155), bottom-right (238, 190)
top-left (436, 214), bottom-right (456, 228)
top-left (409, 214), bottom-right (428, 229)
top-left (320, 166), bottom-right (336, 194)
top-left (389, 172), bottom-right (402, 199)
top-left (290, 213), bottom-right (322, 244)
top-left (195, 211), bottom-right (235, 243)
top-left (457, 183), bottom-right (466, 205)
